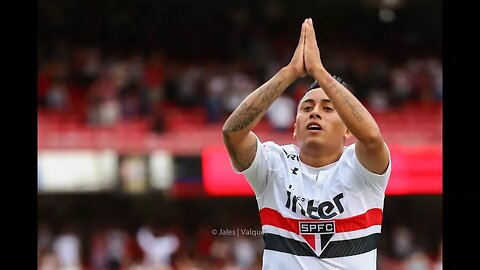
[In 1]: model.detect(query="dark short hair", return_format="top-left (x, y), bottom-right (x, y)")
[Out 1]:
top-left (309, 75), bottom-right (348, 90)
top-left (309, 80), bottom-right (320, 90)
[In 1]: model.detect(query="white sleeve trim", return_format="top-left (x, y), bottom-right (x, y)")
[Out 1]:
top-left (352, 142), bottom-right (392, 196)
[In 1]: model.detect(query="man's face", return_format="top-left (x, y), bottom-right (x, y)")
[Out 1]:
top-left (293, 88), bottom-right (347, 149)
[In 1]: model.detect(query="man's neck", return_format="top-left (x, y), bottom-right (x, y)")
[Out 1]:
top-left (299, 144), bottom-right (343, 168)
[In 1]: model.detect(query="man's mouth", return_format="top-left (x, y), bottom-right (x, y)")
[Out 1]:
top-left (307, 123), bottom-right (323, 131)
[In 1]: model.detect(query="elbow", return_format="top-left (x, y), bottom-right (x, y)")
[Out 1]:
top-left (222, 117), bottom-right (235, 134)
top-left (361, 131), bottom-right (385, 150)
top-left (222, 124), bottom-right (232, 138)
top-left (222, 124), bottom-right (229, 135)
top-left (222, 124), bottom-right (235, 144)
top-left (223, 122), bottom-right (243, 136)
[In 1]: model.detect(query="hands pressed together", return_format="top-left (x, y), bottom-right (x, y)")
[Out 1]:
top-left (288, 18), bottom-right (325, 79)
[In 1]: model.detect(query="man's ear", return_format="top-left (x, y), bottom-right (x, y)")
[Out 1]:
top-left (293, 123), bottom-right (297, 139)
top-left (343, 128), bottom-right (352, 140)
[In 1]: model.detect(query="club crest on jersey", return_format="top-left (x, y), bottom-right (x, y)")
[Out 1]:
top-left (299, 221), bottom-right (335, 255)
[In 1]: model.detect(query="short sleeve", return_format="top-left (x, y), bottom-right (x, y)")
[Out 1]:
top-left (229, 135), bottom-right (282, 196)
top-left (344, 143), bottom-right (392, 197)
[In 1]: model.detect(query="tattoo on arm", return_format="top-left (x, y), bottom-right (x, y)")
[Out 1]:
top-left (225, 75), bottom-right (286, 132)
top-left (225, 103), bottom-right (262, 132)
top-left (223, 75), bottom-right (287, 170)
top-left (326, 78), bottom-right (364, 122)
top-left (224, 135), bottom-right (257, 170)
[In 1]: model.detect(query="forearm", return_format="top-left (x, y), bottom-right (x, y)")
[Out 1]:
top-left (223, 67), bottom-right (298, 135)
top-left (313, 69), bottom-right (384, 146)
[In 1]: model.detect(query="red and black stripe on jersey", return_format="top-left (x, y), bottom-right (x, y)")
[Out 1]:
top-left (260, 207), bottom-right (383, 258)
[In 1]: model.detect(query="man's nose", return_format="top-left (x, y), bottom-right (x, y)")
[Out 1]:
top-left (309, 110), bottom-right (321, 119)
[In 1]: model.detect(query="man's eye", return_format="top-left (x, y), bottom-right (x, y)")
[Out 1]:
top-left (324, 107), bottom-right (333, 112)
top-left (304, 106), bottom-right (312, 111)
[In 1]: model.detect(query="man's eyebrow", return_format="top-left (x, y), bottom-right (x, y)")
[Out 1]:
top-left (300, 98), bottom-right (315, 105)
top-left (300, 98), bottom-right (331, 105)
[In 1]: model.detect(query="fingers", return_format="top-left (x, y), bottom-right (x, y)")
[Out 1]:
top-left (303, 18), bottom-right (323, 73)
top-left (308, 18), bottom-right (316, 42)
top-left (288, 19), bottom-right (308, 78)
top-left (300, 19), bottom-right (307, 44)
top-left (305, 18), bottom-right (317, 46)
top-left (297, 19), bottom-right (307, 50)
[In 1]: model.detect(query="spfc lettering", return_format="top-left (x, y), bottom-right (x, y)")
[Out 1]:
top-left (300, 221), bottom-right (335, 234)
top-left (299, 221), bottom-right (336, 255)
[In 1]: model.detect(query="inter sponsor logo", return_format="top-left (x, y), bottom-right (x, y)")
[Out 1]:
top-left (285, 191), bottom-right (345, 219)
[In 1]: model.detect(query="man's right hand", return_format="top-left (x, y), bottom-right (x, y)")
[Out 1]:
top-left (304, 18), bottom-right (326, 76)
top-left (287, 19), bottom-right (308, 78)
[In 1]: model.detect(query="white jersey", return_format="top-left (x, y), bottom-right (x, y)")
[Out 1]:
top-left (232, 135), bottom-right (391, 270)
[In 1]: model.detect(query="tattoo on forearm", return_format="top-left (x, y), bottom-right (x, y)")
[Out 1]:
top-left (223, 75), bottom-right (286, 170)
top-left (223, 135), bottom-right (257, 170)
top-left (225, 103), bottom-right (262, 132)
top-left (327, 80), bottom-right (364, 122)
top-left (225, 75), bottom-right (286, 132)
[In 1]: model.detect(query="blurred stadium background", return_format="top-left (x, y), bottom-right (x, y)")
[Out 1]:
top-left (37, 0), bottom-right (442, 269)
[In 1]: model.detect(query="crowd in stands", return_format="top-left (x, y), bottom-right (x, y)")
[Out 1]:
top-left (37, 195), bottom-right (442, 270)
top-left (38, 41), bottom-right (441, 134)
top-left (38, 219), bottom-right (442, 270)
top-left (38, 227), bottom-right (442, 270)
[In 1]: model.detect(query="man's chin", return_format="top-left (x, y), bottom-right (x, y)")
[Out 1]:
top-left (302, 137), bottom-right (325, 148)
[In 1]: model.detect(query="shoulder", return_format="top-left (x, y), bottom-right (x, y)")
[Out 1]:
top-left (342, 142), bottom-right (391, 165)
top-left (341, 143), bottom-right (356, 157)
top-left (343, 143), bottom-right (356, 155)
top-left (342, 142), bottom-right (392, 181)
top-left (339, 143), bottom-right (359, 167)
top-left (262, 141), bottom-right (299, 156)
top-left (256, 141), bottom-right (300, 165)
top-left (261, 141), bottom-right (297, 154)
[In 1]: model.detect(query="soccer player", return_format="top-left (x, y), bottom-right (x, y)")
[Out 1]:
top-left (222, 18), bottom-right (391, 269)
